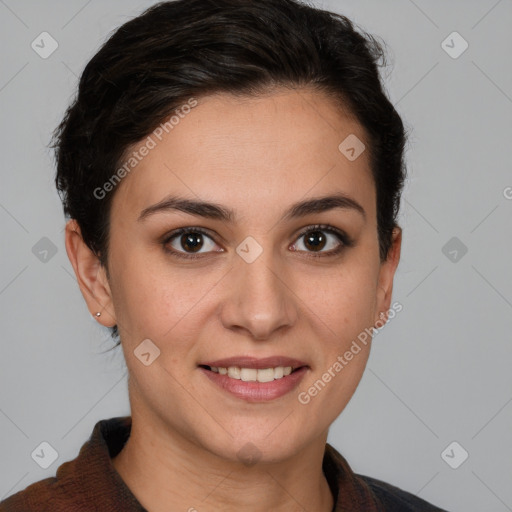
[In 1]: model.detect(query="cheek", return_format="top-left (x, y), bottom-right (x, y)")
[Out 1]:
top-left (109, 249), bottom-right (223, 342)
top-left (296, 273), bottom-right (375, 418)
top-left (296, 264), bottom-right (377, 331)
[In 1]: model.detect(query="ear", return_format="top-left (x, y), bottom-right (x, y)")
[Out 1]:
top-left (64, 219), bottom-right (117, 327)
top-left (374, 226), bottom-right (402, 326)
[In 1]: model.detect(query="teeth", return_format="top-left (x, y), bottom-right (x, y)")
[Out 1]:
top-left (209, 366), bottom-right (296, 382)
top-left (227, 366), bottom-right (241, 379)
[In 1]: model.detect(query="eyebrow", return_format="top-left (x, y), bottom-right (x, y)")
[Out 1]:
top-left (138, 193), bottom-right (366, 223)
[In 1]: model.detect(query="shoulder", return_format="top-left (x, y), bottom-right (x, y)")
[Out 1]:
top-left (0, 456), bottom-right (94, 512)
top-left (323, 443), bottom-right (449, 511)
top-left (0, 416), bottom-right (136, 512)
top-left (0, 476), bottom-right (61, 511)
top-left (356, 473), bottom-right (449, 511)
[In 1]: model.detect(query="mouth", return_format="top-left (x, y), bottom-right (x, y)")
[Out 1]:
top-left (198, 364), bottom-right (306, 383)
top-left (197, 357), bottom-right (309, 402)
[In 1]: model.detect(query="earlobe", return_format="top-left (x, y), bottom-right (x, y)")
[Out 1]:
top-left (64, 219), bottom-right (117, 327)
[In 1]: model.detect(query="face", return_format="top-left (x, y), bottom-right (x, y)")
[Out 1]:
top-left (68, 88), bottom-right (401, 463)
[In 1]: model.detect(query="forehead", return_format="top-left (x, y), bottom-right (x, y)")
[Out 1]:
top-left (111, 88), bottom-right (375, 223)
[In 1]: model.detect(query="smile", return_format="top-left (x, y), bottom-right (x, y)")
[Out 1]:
top-left (202, 365), bottom-right (298, 382)
top-left (199, 364), bottom-right (309, 402)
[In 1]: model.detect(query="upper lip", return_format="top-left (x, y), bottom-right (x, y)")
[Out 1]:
top-left (199, 356), bottom-right (308, 370)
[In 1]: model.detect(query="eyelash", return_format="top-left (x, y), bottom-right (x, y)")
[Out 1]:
top-left (162, 224), bottom-right (354, 260)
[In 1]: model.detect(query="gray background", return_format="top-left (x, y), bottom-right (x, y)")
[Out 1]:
top-left (0, 1), bottom-right (511, 511)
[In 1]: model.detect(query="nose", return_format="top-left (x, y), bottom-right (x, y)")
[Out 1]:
top-left (219, 244), bottom-right (298, 341)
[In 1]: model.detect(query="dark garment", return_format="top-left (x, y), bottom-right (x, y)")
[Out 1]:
top-left (0, 416), bottom-right (448, 511)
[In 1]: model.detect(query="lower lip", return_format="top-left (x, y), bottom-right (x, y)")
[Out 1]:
top-left (199, 366), bottom-right (308, 402)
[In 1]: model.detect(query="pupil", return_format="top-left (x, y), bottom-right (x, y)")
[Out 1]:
top-left (182, 233), bottom-right (203, 252)
top-left (305, 231), bottom-right (326, 251)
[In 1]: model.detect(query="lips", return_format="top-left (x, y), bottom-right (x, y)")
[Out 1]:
top-left (199, 356), bottom-right (308, 370)
top-left (199, 363), bottom-right (309, 402)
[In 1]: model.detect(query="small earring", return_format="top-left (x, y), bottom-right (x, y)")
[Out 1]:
top-left (95, 312), bottom-right (101, 317)
top-left (379, 312), bottom-right (385, 319)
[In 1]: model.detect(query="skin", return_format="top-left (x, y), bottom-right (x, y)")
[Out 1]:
top-left (65, 88), bottom-right (401, 512)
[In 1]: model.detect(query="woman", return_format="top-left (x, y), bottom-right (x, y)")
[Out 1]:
top-left (0, 0), bottom-right (448, 510)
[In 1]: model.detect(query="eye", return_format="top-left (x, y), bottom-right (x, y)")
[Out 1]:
top-left (162, 224), bottom-right (353, 260)
top-left (290, 224), bottom-right (353, 258)
top-left (163, 227), bottom-right (222, 259)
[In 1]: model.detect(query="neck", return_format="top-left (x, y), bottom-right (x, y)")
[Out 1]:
top-left (111, 415), bottom-right (334, 512)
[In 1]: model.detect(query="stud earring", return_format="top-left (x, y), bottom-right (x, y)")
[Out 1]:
top-left (95, 312), bottom-right (101, 317)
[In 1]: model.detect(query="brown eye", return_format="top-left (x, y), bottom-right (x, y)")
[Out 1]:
top-left (179, 232), bottom-right (204, 253)
top-left (291, 224), bottom-right (353, 258)
top-left (303, 230), bottom-right (327, 252)
top-left (164, 227), bottom-right (220, 259)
